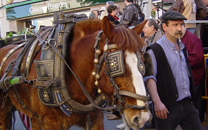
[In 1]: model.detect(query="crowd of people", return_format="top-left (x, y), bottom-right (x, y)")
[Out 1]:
top-left (89, 0), bottom-right (208, 129)
top-left (89, 0), bottom-right (144, 28)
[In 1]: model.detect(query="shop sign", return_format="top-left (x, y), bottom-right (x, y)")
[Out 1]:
top-left (29, 1), bottom-right (69, 14)
top-left (6, 0), bottom-right (81, 20)
top-left (6, 0), bottom-right (121, 20)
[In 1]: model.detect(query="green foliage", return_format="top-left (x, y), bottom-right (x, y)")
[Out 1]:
top-left (17, 31), bottom-right (21, 35)
top-left (151, 10), bottom-right (156, 18)
top-left (21, 28), bottom-right (33, 35)
top-left (7, 32), bottom-right (13, 37)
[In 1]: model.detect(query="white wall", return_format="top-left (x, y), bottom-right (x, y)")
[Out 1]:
top-left (138, 0), bottom-right (152, 19)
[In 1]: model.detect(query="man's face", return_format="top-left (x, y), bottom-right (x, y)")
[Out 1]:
top-left (124, 0), bottom-right (127, 6)
top-left (203, 0), bottom-right (208, 6)
top-left (162, 20), bottom-right (184, 42)
top-left (143, 21), bottom-right (154, 38)
top-left (93, 10), bottom-right (98, 18)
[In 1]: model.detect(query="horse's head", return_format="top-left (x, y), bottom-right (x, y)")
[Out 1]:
top-left (69, 17), bottom-right (150, 129)
top-left (92, 17), bottom-right (150, 129)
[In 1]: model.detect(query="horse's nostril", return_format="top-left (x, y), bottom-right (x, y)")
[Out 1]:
top-left (132, 116), bottom-right (140, 125)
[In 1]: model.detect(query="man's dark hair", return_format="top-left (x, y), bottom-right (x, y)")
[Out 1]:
top-left (148, 19), bottom-right (159, 30)
top-left (126, 0), bottom-right (133, 3)
top-left (161, 19), bottom-right (169, 32)
top-left (89, 11), bottom-right (96, 19)
top-left (107, 5), bottom-right (117, 13)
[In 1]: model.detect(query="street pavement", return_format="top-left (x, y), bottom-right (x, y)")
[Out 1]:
top-left (13, 111), bottom-right (208, 130)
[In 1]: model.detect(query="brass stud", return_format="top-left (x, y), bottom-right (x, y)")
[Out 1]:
top-left (95, 80), bottom-right (99, 86)
top-left (97, 88), bottom-right (102, 94)
top-left (104, 44), bottom-right (108, 52)
top-left (66, 108), bottom-right (71, 111)
top-left (96, 50), bottom-right (101, 55)
top-left (95, 74), bottom-right (100, 79)
top-left (110, 63), bottom-right (114, 66)
top-left (92, 71), bottom-right (96, 76)
top-left (102, 95), bottom-right (106, 100)
top-left (94, 59), bottom-right (99, 64)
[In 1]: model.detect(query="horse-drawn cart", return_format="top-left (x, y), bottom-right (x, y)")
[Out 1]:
top-left (0, 12), bottom-right (151, 130)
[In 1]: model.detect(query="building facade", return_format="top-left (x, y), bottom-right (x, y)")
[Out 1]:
top-left (0, 0), bottom-right (174, 38)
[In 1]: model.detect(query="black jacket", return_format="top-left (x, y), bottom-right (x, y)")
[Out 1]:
top-left (150, 43), bottom-right (194, 110)
top-left (107, 14), bottom-right (119, 25)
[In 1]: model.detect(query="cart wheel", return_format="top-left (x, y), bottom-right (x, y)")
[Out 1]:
top-left (18, 111), bottom-right (32, 130)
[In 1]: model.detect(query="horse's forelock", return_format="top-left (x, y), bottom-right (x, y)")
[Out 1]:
top-left (112, 26), bottom-right (145, 53)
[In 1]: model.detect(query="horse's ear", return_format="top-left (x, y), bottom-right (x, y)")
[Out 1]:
top-left (102, 16), bottom-right (116, 39)
top-left (132, 20), bottom-right (148, 35)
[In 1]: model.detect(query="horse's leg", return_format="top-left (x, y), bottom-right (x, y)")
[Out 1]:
top-left (0, 92), bottom-right (13, 130)
top-left (90, 109), bottom-right (104, 130)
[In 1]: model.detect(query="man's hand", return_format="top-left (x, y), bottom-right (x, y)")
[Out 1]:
top-left (154, 100), bottom-right (169, 119)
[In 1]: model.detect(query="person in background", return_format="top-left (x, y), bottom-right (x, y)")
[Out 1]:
top-left (202, 0), bottom-right (208, 53)
top-left (114, 4), bottom-right (122, 22)
top-left (169, 0), bottom-right (197, 34)
top-left (100, 1), bottom-right (114, 19)
top-left (89, 9), bottom-right (99, 19)
top-left (143, 18), bottom-right (163, 46)
top-left (120, 0), bottom-right (141, 27)
top-left (107, 5), bottom-right (120, 25)
top-left (144, 10), bottom-right (203, 130)
top-left (181, 24), bottom-right (205, 123)
top-left (193, 0), bottom-right (207, 39)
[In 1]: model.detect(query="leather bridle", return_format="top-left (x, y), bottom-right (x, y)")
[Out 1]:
top-left (92, 30), bottom-right (149, 112)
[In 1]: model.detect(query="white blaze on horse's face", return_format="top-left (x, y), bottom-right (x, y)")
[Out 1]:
top-left (125, 51), bottom-right (149, 128)
top-left (125, 51), bottom-right (146, 105)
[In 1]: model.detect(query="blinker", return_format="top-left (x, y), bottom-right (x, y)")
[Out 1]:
top-left (136, 51), bottom-right (145, 76)
top-left (107, 50), bottom-right (125, 78)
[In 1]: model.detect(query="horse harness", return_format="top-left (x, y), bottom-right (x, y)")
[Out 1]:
top-left (0, 13), bottom-right (151, 119)
top-left (91, 30), bottom-right (151, 112)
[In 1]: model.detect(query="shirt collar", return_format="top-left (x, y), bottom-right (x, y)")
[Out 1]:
top-left (161, 35), bottom-right (185, 50)
top-left (149, 32), bottom-right (156, 40)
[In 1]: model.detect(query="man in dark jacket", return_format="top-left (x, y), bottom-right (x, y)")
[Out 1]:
top-left (181, 25), bottom-right (205, 122)
top-left (144, 10), bottom-right (203, 130)
top-left (120, 0), bottom-right (141, 27)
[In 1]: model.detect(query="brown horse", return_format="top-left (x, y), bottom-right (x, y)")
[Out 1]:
top-left (0, 16), bottom-right (149, 130)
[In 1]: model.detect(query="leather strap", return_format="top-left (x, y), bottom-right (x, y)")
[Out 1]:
top-left (53, 17), bottom-right (87, 24)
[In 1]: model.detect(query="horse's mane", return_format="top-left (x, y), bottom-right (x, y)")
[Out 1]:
top-left (112, 26), bottom-right (145, 53)
top-left (74, 19), bottom-right (102, 37)
top-left (74, 19), bottom-right (145, 53)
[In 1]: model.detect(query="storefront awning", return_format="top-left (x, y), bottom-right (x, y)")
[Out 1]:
top-left (4, 0), bottom-right (45, 9)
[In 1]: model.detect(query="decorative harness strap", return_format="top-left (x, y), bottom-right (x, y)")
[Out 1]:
top-left (0, 42), bottom-right (25, 77)
top-left (0, 27), bottom-right (54, 118)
